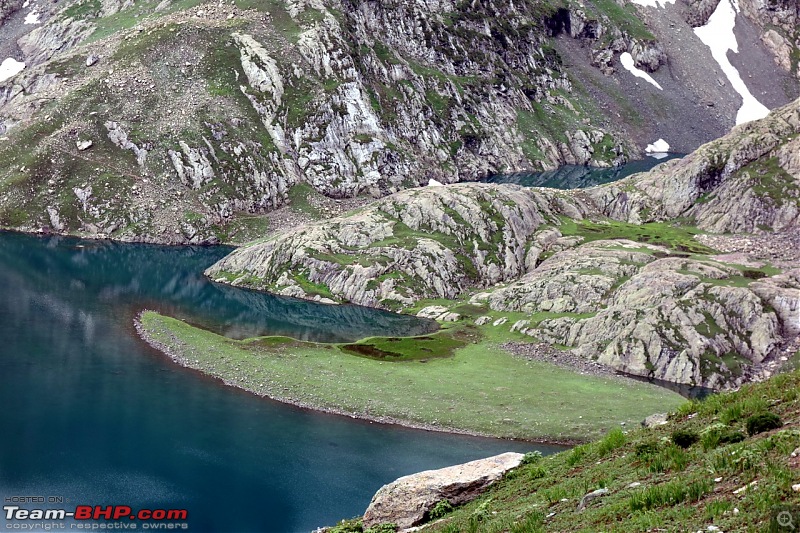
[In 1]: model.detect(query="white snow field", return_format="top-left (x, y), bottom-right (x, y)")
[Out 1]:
top-left (694, 0), bottom-right (769, 124)
top-left (620, 52), bottom-right (663, 90)
top-left (0, 58), bottom-right (26, 83)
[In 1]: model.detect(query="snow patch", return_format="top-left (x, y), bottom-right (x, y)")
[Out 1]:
top-left (693, 0), bottom-right (769, 125)
top-left (428, 179), bottom-right (443, 187)
top-left (0, 58), bottom-right (26, 83)
top-left (620, 53), bottom-right (663, 90)
top-left (24, 10), bottom-right (40, 24)
top-left (630, 0), bottom-right (675, 8)
top-left (644, 139), bottom-right (669, 157)
top-left (22, 0), bottom-right (30, 6)
top-left (645, 139), bottom-right (670, 153)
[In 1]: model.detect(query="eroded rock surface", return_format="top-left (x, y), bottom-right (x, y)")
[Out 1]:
top-left (206, 183), bottom-right (594, 307)
top-left (207, 100), bottom-right (800, 389)
top-left (588, 98), bottom-right (800, 233)
top-left (362, 452), bottom-right (524, 530)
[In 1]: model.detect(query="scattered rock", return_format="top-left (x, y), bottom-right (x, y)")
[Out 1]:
top-left (642, 413), bottom-right (669, 428)
top-left (503, 341), bottom-right (617, 378)
top-left (733, 481), bottom-right (758, 495)
top-left (76, 139), bottom-right (92, 151)
top-left (577, 488), bottom-right (609, 511)
top-left (85, 54), bottom-right (99, 67)
top-left (474, 316), bottom-right (491, 326)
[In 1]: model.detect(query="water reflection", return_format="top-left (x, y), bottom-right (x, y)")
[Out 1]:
top-left (0, 231), bottom-right (553, 533)
top-left (485, 155), bottom-right (684, 189)
top-left (0, 231), bottom-right (436, 342)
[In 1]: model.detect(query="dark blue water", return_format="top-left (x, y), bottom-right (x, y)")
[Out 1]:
top-left (0, 231), bottom-right (558, 533)
top-left (485, 154), bottom-right (684, 189)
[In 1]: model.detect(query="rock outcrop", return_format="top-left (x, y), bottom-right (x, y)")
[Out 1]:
top-left (206, 100), bottom-right (800, 388)
top-left (0, 0), bottom-right (667, 241)
top-left (362, 452), bottom-right (524, 531)
top-left (739, 0), bottom-right (800, 78)
top-left (0, 0), bottom-right (796, 241)
top-left (588, 98), bottom-right (800, 233)
top-left (206, 183), bottom-right (594, 307)
top-left (0, 0), bottom-right (797, 389)
top-left (533, 251), bottom-right (798, 388)
top-left (0, 0), bottom-right (22, 25)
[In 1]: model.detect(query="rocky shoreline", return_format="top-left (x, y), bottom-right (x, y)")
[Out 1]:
top-left (133, 311), bottom-right (583, 446)
top-left (501, 341), bottom-right (620, 379)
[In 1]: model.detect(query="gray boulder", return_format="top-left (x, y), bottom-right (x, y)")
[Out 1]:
top-left (578, 488), bottom-right (609, 511)
top-left (642, 413), bottom-right (669, 428)
top-left (362, 452), bottom-right (524, 530)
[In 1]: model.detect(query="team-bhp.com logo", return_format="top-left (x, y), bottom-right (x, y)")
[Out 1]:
top-left (4, 504), bottom-right (188, 530)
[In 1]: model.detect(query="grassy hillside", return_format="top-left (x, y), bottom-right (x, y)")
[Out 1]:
top-left (339, 370), bottom-right (800, 532)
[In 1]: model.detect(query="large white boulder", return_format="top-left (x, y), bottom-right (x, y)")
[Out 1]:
top-left (363, 452), bottom-right (524, 530)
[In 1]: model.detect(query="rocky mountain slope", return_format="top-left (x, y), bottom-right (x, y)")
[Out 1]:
top-left (209, 182), bottom-right (594, 307)
top-left (590, 97), bottom-right (800, 233)
top-left (0, 0), bottom-right (796, 242)
top-left (207, 98), bottom-right (800, 389)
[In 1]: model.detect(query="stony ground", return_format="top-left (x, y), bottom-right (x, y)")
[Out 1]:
top-left (0, 0), bottom-right (797, 242)
top-left (698, 231), bottom-right (800, 268)
top-left (501, 341), bottom-right (620, 379)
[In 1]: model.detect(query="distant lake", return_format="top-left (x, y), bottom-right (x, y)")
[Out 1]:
top-left (0, 231), bottom-right (561, 533)
top-left (485, 154), bottom-right (684, 189)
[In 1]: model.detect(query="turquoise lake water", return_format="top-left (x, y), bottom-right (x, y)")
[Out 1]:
top-left (0, 231), bottom-right (561, 533)
top-left (485, 155), bottom-right (683, 189)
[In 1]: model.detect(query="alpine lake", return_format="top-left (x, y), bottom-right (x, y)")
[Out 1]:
top-left (0, 156), bottom-right (680, 532)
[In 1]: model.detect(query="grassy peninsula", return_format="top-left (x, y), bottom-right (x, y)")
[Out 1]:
top-left (137, 310), bottom-right (683, 443)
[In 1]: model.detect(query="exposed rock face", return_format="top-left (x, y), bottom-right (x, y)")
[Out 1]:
top-left (362, 452), bottom-right (524, 530)
top-left (684, 0), bottom-right (723, 27)
top-left (0, 0), bottom-right (795, 241)
top-left (105, 121), bottom-right (147, 167)
top-left (18, 18), bottom-right (95, 67)
top-left (487, 241), bottom-right (655, 315)
top-left (482, 236), bottom-right (799, 388)
top-left (206, 183), bottom-right (594, 307)
top-left (1, 0), bottom-right (667, 241)
top-left (168, 141), bottom-right (215, 190)
top-left (588, 98), bottom-right (800, 233)
top-left (762, 29), bottom-right (794, 73)
top-left (533, 253), bottom-right (799, 388)
top-left (207, 100), bottom-right (800, 389)
top-left (738, 0), bottom-right (800, 78)
top-left (0, 0), bottom-right (797, 389)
